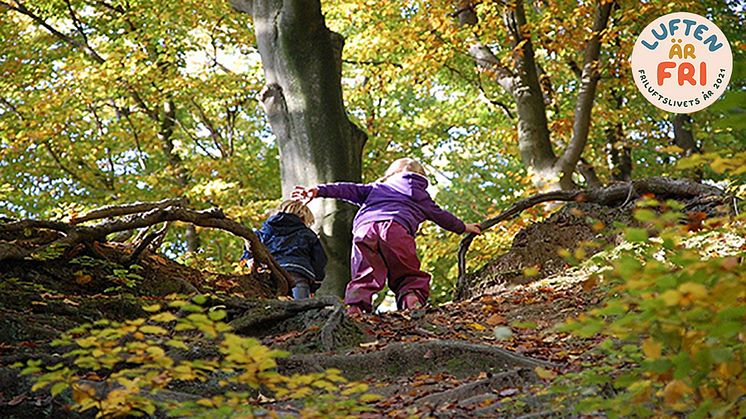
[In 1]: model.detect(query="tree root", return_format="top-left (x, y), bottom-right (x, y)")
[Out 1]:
top-left (417, 368), bottom-right (537, 407)
top-left (318, 303), bottom-right (346, 352)
top-left (279, 340), bottom-right (553, 380)
top-left (228, 296), bottom-right (341, 335)
top-left (457, 177), bottom-right (726, 299)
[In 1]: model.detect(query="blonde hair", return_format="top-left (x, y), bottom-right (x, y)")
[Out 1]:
top-left (378, 158), bottom-right (427, 182)
top-left (276, 199), bottom-right (315, 226)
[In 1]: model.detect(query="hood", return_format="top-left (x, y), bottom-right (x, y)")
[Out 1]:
top-left (262, 212), bottom-right (307, 235)
top-left (383, 172), bottom-right (429, 199)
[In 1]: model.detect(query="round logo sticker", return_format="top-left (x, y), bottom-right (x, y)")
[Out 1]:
top-left (630, 12), bottom-right (732, 113)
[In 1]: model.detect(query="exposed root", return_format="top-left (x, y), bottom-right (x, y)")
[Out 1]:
top-left (0, 201), bottom-right (291, 295)
top-left (417, 368), bottom-right (537, 407)
top-left (228, 296), bottom-right (340, 335)
top-left (318, 303), bottom-right (346, 352)
top-left (280, 340), bottom-right (553, 379)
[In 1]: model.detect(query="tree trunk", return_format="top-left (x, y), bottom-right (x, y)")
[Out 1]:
top-left (672, 113), bottom-right (701, 181)
top-left (504, 0), bottom-right (558, 189)
top-left (554, 0), bottom-right (613, 189)
top-left (159, 100), bottom-right (200, 252)
top-left (606, 123), bottom-right (632, 182)
top-left (458, 0), bottom-right (612, 191)
top-left (231, 0), bottom-right (367, 297)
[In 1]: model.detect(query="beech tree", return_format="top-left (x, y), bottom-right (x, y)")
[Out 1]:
top-left (230, 0), bottom-right (367, 295)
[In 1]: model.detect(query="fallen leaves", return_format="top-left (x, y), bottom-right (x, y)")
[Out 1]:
top-left (485, 314), bottom-right (506, 326)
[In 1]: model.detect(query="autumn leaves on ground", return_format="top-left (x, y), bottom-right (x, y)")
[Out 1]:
top-left (2, 181), bottom-right (743, 418)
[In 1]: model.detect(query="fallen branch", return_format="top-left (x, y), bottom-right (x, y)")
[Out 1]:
top-left (70, 198), bottom-right (186, 225)
top-left (0, 202), bottom-right (291, 295)
top-left (456, 177), bottom-right (723, 299)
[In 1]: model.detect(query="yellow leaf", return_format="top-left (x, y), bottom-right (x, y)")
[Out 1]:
top-left (142, 304), bottom-right (161, 312)
top-left (661, 290), bottom-right (681, 306)
top-left (523, 266), bottom-right (540, 277)
top-left (468, 323), bottom-right (486, 331)
top-left (642, 338), bottom-right (662, 359)
top-left (678, 282), bottom-right (707, 300)
top-left (150, 312), bottom-right (178, 322)
top-left (140, 325), bottom-right (168, 335)
top-left (662, 379), bottom-right (691, 405)
top-left (72, 384), bottom-right (95, 404)
top-left (534, 367), bottom-right (557, 380)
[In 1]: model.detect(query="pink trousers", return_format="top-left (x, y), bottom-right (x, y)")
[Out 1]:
top-left (344, 220), bottom-right (430, 312)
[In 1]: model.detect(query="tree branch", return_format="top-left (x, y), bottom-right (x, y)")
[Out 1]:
top-left (1, 203), bottom-right (292, 295)
top-left (456, 177), bottom-right (723, 299)
top-left (70, 198), bottom-right (186, 224)
top-left (2, 0), bottom-right (106, 64)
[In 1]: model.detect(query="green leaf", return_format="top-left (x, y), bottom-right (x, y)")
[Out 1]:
top-left (207, 310), bottom-right (226, 321)
top-left (625, 228), bottom-right (648, 243)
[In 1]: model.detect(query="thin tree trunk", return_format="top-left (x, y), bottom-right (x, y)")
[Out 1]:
top-left (231, 0), bottom-right (367, 297)
top-left (460, 0), bottom-right (556, 188)
top-left (672, 113), bottom-right (702, 181)
top-left (554, 0), bottom-right (613, 189)
top-left (606, 123), bottom-right (632, 182)
top-left (159, 100), bottom-right (200, 253)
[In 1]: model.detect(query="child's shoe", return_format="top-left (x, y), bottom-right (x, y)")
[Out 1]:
top-left (401, 293), bottom-right (423, 310)
top-left (346, 305), bottom-right (363, 316)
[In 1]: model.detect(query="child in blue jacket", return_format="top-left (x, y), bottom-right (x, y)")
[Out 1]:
top-left (242, 200), bottom-right (327, 299)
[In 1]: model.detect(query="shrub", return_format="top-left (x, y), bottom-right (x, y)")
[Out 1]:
top-left (553, 201), bottom-right (745, 418)
top-left (20, 295), bottom-right (377, 418)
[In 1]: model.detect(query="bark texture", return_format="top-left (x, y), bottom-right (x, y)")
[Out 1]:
top-left (231, 0), bottom-right (367, 297)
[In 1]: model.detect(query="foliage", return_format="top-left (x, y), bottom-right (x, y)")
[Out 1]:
top-left (19, 295), bottom-right (377, 418)
top-left (551, 201), bottom-right (746, 417)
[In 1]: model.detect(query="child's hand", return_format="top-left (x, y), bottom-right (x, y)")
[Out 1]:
top-left (292, 186), bottom-right (318, 203)
top-left (464, 223), bottom-right (482, 235)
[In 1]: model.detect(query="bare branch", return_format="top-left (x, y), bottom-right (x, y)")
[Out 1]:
top-left (1, 203), bottom-right (291, 295)
top-left (64, 0), bottom-right (90, 45)
top-left (71, 198), bottom-right (186, 224)
top-left (456, 177), bottom-right (723, 298)
top-left (125, 222), bottom-right (169, 264)
top-left (43, 141), bottom-right (101, 191)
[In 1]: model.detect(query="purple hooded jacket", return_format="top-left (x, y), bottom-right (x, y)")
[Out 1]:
top-left (316, 172), bottom-right (465, 236)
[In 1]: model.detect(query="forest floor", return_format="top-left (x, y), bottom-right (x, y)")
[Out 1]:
top-left (0, 204), bottom-right (613, 418)
top-left (0, 182), bottom-right (729, 417)
top-left (289, 271), bottom-right (604, 418)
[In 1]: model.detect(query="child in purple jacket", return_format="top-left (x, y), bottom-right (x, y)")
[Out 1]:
top-left (293, 158), bottom-right (481, 314)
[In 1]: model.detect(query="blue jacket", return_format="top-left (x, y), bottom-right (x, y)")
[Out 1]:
top-left (242, 212), bottom-right (327, 281)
